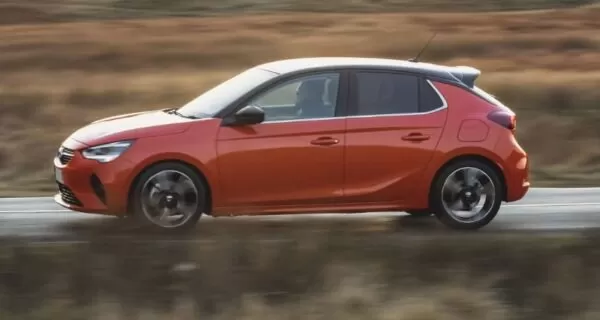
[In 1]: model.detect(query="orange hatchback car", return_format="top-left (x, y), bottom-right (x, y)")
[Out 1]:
top-left (53, 57), bottom-right (529, 231)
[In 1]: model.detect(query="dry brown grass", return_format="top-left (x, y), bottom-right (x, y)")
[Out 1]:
top-left (2, 231), bottom-right (600, 319)
top-left (0, 0), bottom-right (597, 24)
top-left (1, 7), bottom-right (600, 195)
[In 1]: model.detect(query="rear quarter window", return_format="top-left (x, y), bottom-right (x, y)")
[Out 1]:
top-left (419, 78), bottom-right (445, 112)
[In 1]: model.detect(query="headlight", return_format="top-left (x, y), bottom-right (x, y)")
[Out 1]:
top-left (81, 140), bottom-right (134, 163)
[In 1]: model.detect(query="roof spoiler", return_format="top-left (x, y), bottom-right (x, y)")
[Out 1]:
top-left (448, 66), bottom-right (481, 88)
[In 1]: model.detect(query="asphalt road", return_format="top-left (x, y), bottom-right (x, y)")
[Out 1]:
top-left (0, 187), bottom-right (599, 240)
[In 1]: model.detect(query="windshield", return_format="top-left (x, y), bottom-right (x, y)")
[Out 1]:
top-left (176, 67), bottom-right (278, 118)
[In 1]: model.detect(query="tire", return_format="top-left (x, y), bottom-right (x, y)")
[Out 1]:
top-left (430, 159), bottom-right (503, 230)
top-left (131, 162), bottom-right (207, 231)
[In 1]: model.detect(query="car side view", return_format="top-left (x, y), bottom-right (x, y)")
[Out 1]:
top-left (53, 57), bottom-right (530, 230)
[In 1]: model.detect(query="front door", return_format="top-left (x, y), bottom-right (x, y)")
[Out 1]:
top-left (343, 70), bottom-right (448, 205)
top-left (216, 71), bottom-right (347, 210)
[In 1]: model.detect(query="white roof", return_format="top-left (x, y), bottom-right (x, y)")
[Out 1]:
top-left (257, 57), bottom-right (447, 74)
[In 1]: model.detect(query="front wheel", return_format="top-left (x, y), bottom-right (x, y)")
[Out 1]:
top-left (430, 160), bottom-right (503, 230)
top-left (131, 162), bottom-right (207, 231)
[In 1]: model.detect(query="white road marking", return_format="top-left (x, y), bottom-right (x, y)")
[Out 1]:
top-left (0, 209), bottom-right (71, 213)
top-left (504, 202), bottom-right (600, 208)
top-left (0, 202), bottom-right (599, 215)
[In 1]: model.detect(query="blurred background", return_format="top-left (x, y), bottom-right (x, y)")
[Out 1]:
top-left (1, 1), bottom-right (600, 319)
top-left (0, 0), bottom-right (599, 195)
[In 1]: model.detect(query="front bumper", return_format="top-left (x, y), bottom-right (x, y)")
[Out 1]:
top-left (53, 193), bottom-right (108, 214)
top-left (53, 142), bottom-right (136, 216)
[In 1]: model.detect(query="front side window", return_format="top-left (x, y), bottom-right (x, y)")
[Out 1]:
top-left (248, 73), bottom-right (340, 122)
top-left (352, 72), bottom-right (419, 116)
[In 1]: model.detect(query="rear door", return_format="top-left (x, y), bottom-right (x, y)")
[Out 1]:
top-left (343, 70), bottom-right (448, 205)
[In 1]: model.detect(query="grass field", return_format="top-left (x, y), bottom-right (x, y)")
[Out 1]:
top-left (4, 230), bottom-right (600, 319)
top-left (1, 4), bottom-right (600, 195)
top-left (1, 0), bottom-right (597, 24)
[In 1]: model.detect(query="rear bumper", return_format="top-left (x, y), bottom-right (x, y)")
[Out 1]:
top-left (497, 135), bottom-right (530, 202)
top-left (506, 170), bottom-right (530, 202)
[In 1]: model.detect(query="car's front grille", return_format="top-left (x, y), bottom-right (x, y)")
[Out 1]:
top-left (57, 147), bottom-right (75, 165)
top-left (57, 182), bottom-right (82, 206)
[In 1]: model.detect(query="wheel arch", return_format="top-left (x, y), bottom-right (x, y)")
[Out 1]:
top-left (126, 159), bottom-right (213, 216)
top-left (428, 153), bottom-right (507, 205)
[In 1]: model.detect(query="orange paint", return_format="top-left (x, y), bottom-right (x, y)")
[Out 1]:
top-left (53, 58), bottom-right (529, 224)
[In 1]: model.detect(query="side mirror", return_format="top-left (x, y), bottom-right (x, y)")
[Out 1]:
top-left (225, 105), bottom-right (265, 126)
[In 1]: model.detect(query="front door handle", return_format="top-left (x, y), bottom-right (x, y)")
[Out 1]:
top-left (311, 137), bottom-right (339, 146)
top-left (402, 133), bottom-right (430, 142)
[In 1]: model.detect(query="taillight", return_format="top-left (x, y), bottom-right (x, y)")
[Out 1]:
top-left (487, 110), bottom-right (516, 131)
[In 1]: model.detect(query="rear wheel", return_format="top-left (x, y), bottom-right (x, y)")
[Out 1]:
top-left (131, 162), bottom-right (207, 231)
top-left (430, 159), bottom-right (503, 230)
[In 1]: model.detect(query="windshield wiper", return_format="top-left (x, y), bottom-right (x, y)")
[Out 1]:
top-left (165, 108), bottom-right (197, 119)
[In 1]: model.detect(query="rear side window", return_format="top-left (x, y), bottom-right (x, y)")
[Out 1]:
top-left (419, 78), bottom-right (445, 112)
top-left (353, 72), bottom-right (419, 116)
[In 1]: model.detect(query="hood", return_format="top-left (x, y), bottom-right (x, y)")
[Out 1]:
top-left (68, 109), bottom-right (195, 147)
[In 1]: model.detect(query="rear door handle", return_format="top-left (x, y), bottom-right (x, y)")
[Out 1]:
top-left (311, 137), bottom-right (339, 146)
top-left (402, 133), bottom-right (430, 142)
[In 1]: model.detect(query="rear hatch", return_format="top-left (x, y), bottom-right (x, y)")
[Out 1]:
top-left (448, 66), bottom-right (512, 111)
top-left (449, 66), bottom-right (516, 131)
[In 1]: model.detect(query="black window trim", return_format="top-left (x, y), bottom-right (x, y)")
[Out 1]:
top-left (346, 68), bottom-right (448, 118)
top-left (219, 68), bottom-right (350, 126)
